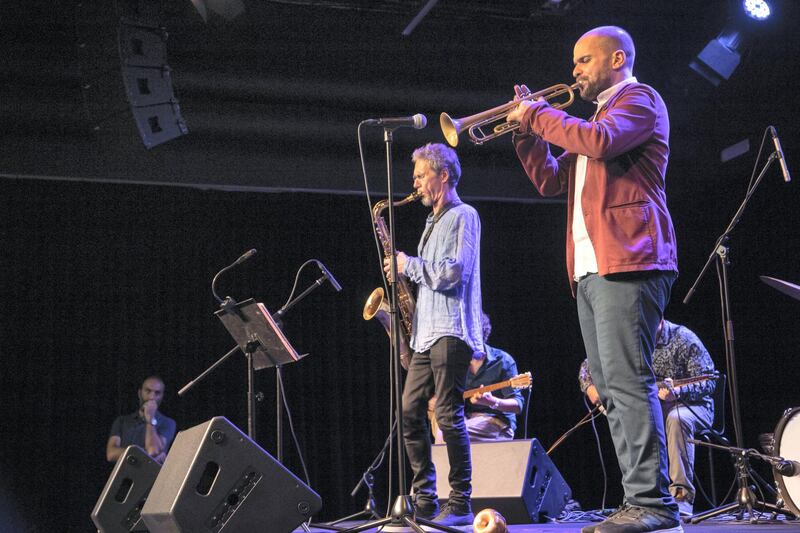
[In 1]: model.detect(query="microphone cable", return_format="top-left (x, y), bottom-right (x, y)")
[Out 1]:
top-left (279, 259), bottom-right (322, 311)
top-left (275, 367), bottom-right (311, 488)
top-left (357, 121), bottom-right (393, 301)
top-left (522, 386), bottom-right (532, 439)
top-left (585, 395), bottom-right (610, 513)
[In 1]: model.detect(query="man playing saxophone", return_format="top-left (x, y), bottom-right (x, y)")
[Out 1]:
top-left (384, 142), bottom-right (483, 527)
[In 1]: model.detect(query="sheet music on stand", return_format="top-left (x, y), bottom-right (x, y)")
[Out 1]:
top-left (215, 298), bottom-right (305, 370)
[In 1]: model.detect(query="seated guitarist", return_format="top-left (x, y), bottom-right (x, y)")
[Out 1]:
top-left (431, 312), bottom-right (525, 443)
top-left (578, 318), bottom-right (717, 517)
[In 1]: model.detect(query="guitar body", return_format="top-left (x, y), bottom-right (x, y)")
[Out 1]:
top-left (428, 372), bottom-right (532, 441)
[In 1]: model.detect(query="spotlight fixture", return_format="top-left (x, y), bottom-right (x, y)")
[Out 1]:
top-left (743, 0), bottom-right (771, 21)
top-left (689, 0), bottom-right (772, 86)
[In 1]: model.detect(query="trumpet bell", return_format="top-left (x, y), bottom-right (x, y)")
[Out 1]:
top-left (439, 113), bottom-right (462, 148)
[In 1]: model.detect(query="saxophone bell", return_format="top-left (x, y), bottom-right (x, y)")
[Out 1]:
top-left (363, 287), bottom-right (412, 370)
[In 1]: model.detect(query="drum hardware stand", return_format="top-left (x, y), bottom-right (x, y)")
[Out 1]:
top-left (340, 125), bottom-right (462, 533)
top-left (686, 439), bottom-right (796, 523)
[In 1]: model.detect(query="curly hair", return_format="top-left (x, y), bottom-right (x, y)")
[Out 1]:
top-left (411, 143), bottom-right (462, 186)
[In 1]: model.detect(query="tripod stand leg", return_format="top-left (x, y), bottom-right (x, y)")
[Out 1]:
top-left (337, 495), bottom-right (468, 533)
top-left (759, 502), bottom-right (796, 519)
top-left (689, 501), bottom-right (741, 524)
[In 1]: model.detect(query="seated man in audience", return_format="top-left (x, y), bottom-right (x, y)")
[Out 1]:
top-left (106, 375), bottom-right (177, 464)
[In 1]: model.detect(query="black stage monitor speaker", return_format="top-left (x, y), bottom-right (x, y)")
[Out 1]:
top-left (140, 416), bottom-right (321, 533)
top-left (92, 445), bottom-right (161, 533)
top-left (432, 439), bottom-right (572, 524)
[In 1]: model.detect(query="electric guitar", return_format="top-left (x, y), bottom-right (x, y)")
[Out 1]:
top-left (462, 371), bottom-right (532, 399)
top-left (656, 372), bottom-right (718, 390)
top-left (428, 372), bottom-right (532, 441)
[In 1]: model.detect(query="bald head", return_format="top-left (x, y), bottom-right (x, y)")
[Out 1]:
top-left (580, 26), bottom-right (635, 71)
top-left (572, 26), bottom-right (635, 101)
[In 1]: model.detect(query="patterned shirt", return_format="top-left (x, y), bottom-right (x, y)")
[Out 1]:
top-left (578, 320), bottom-right (716, 412)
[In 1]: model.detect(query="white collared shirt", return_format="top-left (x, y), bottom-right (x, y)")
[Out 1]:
top-left (572, 76), bottom-right (638, 280)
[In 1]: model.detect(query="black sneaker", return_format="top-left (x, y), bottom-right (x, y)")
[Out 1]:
top-left (432, 502), bottom-right (474, 527)
top-left (596, 505), bottom-right (683, 533)
top-left (415, 500), bottom-right (440, 520)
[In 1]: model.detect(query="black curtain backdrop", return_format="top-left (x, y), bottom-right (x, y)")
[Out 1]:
top-left (3, 2), bottom-right (800, 530)
top-left (2, 157), bottom-right (798, 530)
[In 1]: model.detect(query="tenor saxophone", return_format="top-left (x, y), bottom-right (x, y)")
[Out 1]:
top-left (363, 191), bottom-right (421, 370)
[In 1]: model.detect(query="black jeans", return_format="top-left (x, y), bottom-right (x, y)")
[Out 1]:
top-left (402, 336), bottom-right (472, 505)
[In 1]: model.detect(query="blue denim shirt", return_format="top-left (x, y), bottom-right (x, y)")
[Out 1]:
top-left (403, 202), bottom-right (484, 355)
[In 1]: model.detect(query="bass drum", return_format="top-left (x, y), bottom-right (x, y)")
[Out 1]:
top-left (774, 406), bottom-right (800, 517)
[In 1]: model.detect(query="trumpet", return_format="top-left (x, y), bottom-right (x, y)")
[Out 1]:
top-left (440, 82), bottom-right (580, 147)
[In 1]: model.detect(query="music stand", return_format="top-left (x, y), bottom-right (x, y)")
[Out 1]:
top-left (215, 298), bottom-right (304, 441)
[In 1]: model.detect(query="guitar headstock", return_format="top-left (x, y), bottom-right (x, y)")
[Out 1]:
top-left (510, 372), bottom-right (532, 389)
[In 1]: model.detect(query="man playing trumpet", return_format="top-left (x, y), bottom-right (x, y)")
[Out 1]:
top-left (385, 142), bottom-right (484, 527)
top-left (507, 26), bottom-right (681, 533)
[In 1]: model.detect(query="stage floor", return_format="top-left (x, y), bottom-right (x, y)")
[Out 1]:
top-left (302, 515), bottom-right (800, 532)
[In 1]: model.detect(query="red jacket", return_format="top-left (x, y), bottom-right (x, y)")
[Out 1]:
top-left (513, 82), bottom-right (678, 294)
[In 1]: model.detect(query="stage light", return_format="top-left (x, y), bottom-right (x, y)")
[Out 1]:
top-left (689, 0), bottom-right (772, 86)
top-left (743, 0), bottom-right (770, 21)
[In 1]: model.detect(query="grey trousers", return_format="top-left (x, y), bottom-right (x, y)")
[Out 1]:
top-left (664, 403), bottom-right (714, 503)
top-left (576, 271), bottom-right (679, 518)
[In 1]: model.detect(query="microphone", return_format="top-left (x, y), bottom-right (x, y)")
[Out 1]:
top-left (770, 126), bottom-right (792, 183)
top-left (212, 248), bottom-right (257, 305)
top-left (363, 114), bottom-right (427, 129)
top-left (776, 459), bottom-right (800, 477)
top-left (234, 248), bottom-right (257, 265)
top-left (316, 261), bottom-right (342, 292)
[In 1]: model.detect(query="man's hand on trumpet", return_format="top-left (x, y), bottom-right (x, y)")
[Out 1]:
top-left (383, 252), bottom-right (408, 282)
top-left (506, 83), bottom-right (545, 125)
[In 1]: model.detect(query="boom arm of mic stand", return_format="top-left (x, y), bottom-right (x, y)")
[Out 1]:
top-left (273, 276), bottom-right (328, 321)
top-left (687, 439), bottom-right (788, 468)
top-left (683, 152), bottom-right (778, 304)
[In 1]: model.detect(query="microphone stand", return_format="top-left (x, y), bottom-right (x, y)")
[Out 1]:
top-left (179, 251), bottom-right (259, 434)
top-left (180, 254), bottom-right (329, 456)
top-left (683, 150), bottom-right (782, 523)
top-left (341, 127), bottom-right (462, 533)
top-left (311, 420), bottom-right (397, 530)
top-left (270, 273), bottom-right (331, 462)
